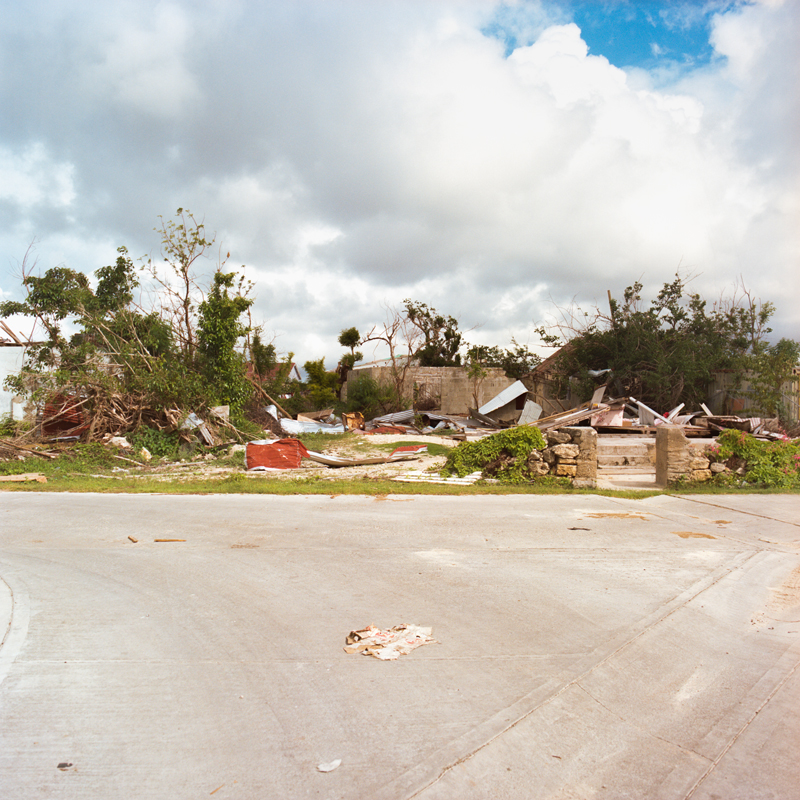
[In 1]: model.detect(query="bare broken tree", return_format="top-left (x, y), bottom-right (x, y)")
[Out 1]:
top-left (143, 208), bottom-right (213, 365)
top-left (361, 304), bottom-right (424, 410)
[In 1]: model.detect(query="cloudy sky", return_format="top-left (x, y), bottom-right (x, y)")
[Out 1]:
top-left (1, 0), bottom-right (798, 368)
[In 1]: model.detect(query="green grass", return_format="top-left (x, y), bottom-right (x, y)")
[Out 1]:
top-left (0, 471), bottom-right (663, 498)
top-left (295, 432), bottom-right (358, 452)
top-left (4, 465), bottom-right (797, 497)
top-left (666, 483), bottom-right (800, 495)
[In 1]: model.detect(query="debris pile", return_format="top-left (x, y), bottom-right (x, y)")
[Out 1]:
top-left (344, 624), bottom-right (437, 660)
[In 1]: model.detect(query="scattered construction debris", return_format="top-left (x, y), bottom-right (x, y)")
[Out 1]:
top-left (2, 372), bottom-right (797, 491)
top-left (344, 624), bottom-right (437, 660)
top-left (245, 439), bottom-right (427, 471)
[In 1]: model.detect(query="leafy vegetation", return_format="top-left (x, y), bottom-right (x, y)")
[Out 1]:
top-left (537, 276), bottom-right (799, 416)
top-left (746, 338), bottom-right (800, 421)
top-left (345, 374), bottom-right (399, 418)
top-left (465, 340), bottom-right (541, 380)
top-left (1, 211), bottom-right (258, 439)
top-left (443, 426), bottom-right (547, 483)
top-left (403, 300), bottom-right (463, 367)
top-left (303, 358), bottom-right (342, 410)
top-left (708, 429), bottom-right (800, 489)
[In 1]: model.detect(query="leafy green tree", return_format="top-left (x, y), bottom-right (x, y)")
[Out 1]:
top-left (250, 331), bottom-right (278, 381)
top-left (1, 213), bottom-right (260, 438)
top-left (403, 300), bottom-right (463, 366)
top-left (303, 358), bottom-right (341, 410)
top-left (345, 373), bottom-right (397, 418)
top-left (338, 327), bottom-right (362, 363)
top-left (196, 271), bottom-right (253, 411)
top-left (465, 339), bottom-right (541, 380)
top-left (536, 276), bottom-right (796, 413)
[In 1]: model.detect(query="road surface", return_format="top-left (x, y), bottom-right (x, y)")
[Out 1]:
top-left (1, 492), bottom-right (799, 799)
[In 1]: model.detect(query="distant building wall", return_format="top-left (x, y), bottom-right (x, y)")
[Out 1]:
top-left (0, 346), bottom-right (27, 419)
top-left (345, 365), bottom-right (514, 415)
top-left (708, 370), bottom-right (800, 421)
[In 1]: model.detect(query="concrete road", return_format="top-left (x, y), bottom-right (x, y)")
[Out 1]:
top-left (1, 492), bottom-right (799, 799)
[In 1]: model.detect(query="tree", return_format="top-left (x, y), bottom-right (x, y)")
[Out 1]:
top-left (336, 326), bottom-right (363, 388)
top-left (250, 331), bottom-right (278, 382)
top-left (338, 327), bottom-right (362, 360)
top-left (361, 305), bottom-right (423, 411)
top-left (303, 358), bottom-right (340, 409)
top-left (144, 208), bottom-right (215, 365)
top-left (535, 276), bottom-right (797, 414)
top-left (403, 300), bottom-right (463, 366)
top-left (465, 339), bottom-right (541, 380)
top-left (1, 213), bottom-right (258, 438)
top-left (196, 271), bottom-right (253, 411)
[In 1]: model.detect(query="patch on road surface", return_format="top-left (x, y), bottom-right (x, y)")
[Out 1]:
top-left (584, 512), bottom-right (649, 520)
top-left (672, 531), bottom-right (717, 539)
top-left (768, 565), bottom-right (800, 613)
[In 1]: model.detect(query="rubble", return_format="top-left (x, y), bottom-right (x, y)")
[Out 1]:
top-left (245, 439), bottom-right (427, 471)
top-left (344, 624), bottom-right (437, 660)
top-left (2, 369), bottom-right (796, 491)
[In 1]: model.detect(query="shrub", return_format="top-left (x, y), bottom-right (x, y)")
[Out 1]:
top-left (443, 426), bottom-right (547, 483)
top-left (346, 374), bottom-right (399, 418)
top-left (712, 429), bottom-right (800, 489)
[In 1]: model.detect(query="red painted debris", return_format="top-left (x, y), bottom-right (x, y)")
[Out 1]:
top-left (390, 445), bottom-right (428, 456)
top-left (42, 395), bottom-right (90, 437)
top-left (245, 439), bottom-right (310, 470)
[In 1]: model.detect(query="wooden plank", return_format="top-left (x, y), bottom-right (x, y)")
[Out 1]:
top-left (0, 473), bottom-right (47, 483)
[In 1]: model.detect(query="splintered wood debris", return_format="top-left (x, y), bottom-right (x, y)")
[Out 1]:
top-left (344, 624), bottom-right (437, 660)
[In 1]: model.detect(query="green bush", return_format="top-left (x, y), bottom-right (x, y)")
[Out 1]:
top-left (346, 374), bottom-right (398, 418)
top-left (710, 429), bottom-right (800, 489)
top-left (129, 427), bottom-right (180, 459)
top-left (443, 426), bottom-right (547, 483)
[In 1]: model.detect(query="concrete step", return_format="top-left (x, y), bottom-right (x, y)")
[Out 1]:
top-left (596, 436), bottom-right (656, 474)
top-left (598, 453), bottom-right (653, 468)
top-left (597, 442), bottom-right (651, 454)
top-left (596, 473), bottom-right (658, 489)
top-left (597, 466), bottom-right (655, 475)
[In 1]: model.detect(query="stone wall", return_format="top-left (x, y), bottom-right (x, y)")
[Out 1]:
top-left (345, 366), bottom-right (514, 416)
top-left (529, 426), bottom-right (597, 488)
top-left (655, 426), bottom-right (713, 487)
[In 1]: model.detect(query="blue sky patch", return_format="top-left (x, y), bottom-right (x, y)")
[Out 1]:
top-left (485, 1), bottom-right (749, 70)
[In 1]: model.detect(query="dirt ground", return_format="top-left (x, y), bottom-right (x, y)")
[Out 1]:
top-left (118, 433), bottom-right (458, 483)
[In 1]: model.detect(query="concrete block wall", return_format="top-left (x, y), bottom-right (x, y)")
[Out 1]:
top-left (345, 366), bottom-right (513, 415)
top-left (655, 426), bottom-right (713, 486)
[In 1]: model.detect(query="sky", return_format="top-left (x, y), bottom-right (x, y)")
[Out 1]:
top-left (1, 0), bottom-right (798, 369)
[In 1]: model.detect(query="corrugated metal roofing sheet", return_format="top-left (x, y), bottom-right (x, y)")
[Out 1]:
top-left (478, 381), bottom-right (531, 415)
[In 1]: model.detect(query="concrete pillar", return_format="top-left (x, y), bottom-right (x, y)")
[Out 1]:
top-left (655, 425), bottom-right (691, 487)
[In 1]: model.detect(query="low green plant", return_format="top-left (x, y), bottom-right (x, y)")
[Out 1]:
top-left (129, 427), bottom-right (181, 459)
top-left (711, 428), bottom-right (800, 489)
top-left (442, 426), bottom-right (547, 483)
top-left (0, 414), bottom-right (23, 437)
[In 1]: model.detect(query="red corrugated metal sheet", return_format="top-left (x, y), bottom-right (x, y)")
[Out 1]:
top-left (41, 395), bottom-right (90, 437)
top-left (245, 439), bottom-right (310, 470)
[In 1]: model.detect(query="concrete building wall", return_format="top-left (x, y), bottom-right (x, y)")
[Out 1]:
top-left (708, 370), bottom-right (799, 421)
top-left (345, 365), bottom-right (514, 415)
top-left (0, 347), bottom-right (27, 419)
